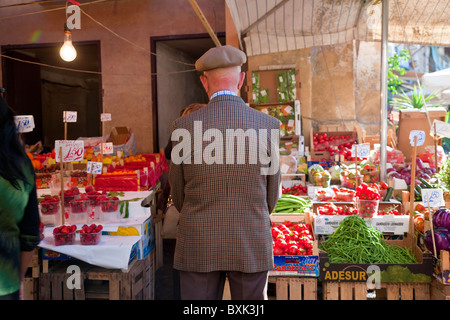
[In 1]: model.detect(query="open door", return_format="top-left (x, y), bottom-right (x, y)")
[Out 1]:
top-left (2, 50), bottom-right (43, 146)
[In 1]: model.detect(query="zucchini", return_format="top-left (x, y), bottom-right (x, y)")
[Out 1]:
top-left (419, 177), bottom-right (433, 189)
top-left (414, 185), bottom-right (422, 201)
top-left (383, 187), bottom-right (394, 201)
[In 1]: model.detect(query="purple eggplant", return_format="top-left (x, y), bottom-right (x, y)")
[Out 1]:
top-left (424, 227), bottom-right (450, 254)
top-left (433, 209), bottom-right (450, 229)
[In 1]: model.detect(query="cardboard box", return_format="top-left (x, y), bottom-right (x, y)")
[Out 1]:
top-left (269, 213), bottom-right (319, 277)
top-left (108, 126), bottom-right (130, 146)
top-left (396, 108), bottom-right (446, 162)
top-left (312, 201), bottom-right (405, 235)
top-left (432, 250), bottom-right (450, 285)
top-left (103, 216), bottom-right (155, 260)
top-left (310, 129), bottom-right (359, 153)
top-left (319, 235), bottom-right (433, 282)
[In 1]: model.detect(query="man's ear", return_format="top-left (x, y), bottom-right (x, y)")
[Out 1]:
top-left (200, 74), bottom-right (209, 93)
top-left (237, 71), bottom-right (246, 90)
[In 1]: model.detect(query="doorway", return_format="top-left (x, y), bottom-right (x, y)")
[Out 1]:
top-left (1, 41), bottom-right (102, 151)
top-left (150, 33), bottom-right (225, 151)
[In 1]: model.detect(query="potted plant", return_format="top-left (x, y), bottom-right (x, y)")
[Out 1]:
top-left (393, 84), bottom-right (446, 162)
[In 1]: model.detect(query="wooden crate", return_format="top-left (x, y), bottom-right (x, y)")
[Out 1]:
top-left (39, 250), bottom-right (155, 300)
top-left (322, 281), bottom-right (368, 300)
top-left (431, 279), bottom-right (450, 300)
top-left (39, 261), bottom-right (86, 300)
top-left (322, 281), bottom-right (430, 300)
top-left (380, 282), bottom-right (430, 300)
top-left (84, 250), bottom-right (155, 300)
top-left (22, 277), bottom-right (39, 300)
top-left (222, 276), bottom-right (317, 300)
top-left (268, 277), bottom-right (317, 300)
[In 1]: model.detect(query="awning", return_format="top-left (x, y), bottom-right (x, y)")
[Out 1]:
top-left (225, 0), bottom-right (450, 56)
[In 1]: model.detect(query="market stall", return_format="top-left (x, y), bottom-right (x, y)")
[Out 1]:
top-left (265, 120), bottom-right (450, 300)
top-left (22, 132), bottom-right (167, 300)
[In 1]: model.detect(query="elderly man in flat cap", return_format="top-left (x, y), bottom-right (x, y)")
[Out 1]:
top-left (169, 45), bottom-right (281, 300)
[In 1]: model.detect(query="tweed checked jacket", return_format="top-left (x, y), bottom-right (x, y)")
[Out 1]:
top-left (169, 94), bottom-right (281, 273)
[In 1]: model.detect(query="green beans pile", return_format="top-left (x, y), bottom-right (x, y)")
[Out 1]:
top-left (273, 194), bottom-right (312, 213)
top-left (319, 216), bottom-right (417, 264)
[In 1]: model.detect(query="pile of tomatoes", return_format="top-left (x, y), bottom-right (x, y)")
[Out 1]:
top-left (317, 202), bottom-right (358, 215)
top-left (312, 132), bottom-right (359, 160)
top-left (355, 183), bottom-right (381, 200)
top-left (282, 184), bottom-right (308, 196)
top-left (272, 221), bottom-right (314, 256)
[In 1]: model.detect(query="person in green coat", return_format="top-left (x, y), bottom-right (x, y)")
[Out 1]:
top-left (0, 93), bottom-right (41, 300)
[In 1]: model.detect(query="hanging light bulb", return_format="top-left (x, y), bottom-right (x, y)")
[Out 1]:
top-left (60, 28), bottom-right (77, 62)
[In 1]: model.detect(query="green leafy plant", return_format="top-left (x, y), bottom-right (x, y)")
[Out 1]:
top-left (436, 159), bottom-right (450, 191)
top-left (391, 84), bottom-right (441, 110)
top-left (387, 49), bottom-right (410, 98)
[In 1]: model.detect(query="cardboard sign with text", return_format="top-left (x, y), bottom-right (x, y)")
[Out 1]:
top-left (55, 140), bottom-right (84, 163)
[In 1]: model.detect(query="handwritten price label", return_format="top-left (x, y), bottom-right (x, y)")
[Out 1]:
top-left (351, 143), bottom-right (370, 158)
top-left (87, 162), bottom-right (103, 174)
top-left (102, 142), bottom-right (114, 154)
top-left (14, 115), bottom-right (35, 133)
top-left (55, 140), bottom-right (84, 162)
top-left (421, 188), bottom-right (444, 208)
top-left (63, 111), bottom-right (77, 123)
top-left (101, 113), bottom-right (112, 122)
top-left (409, 130), bottom-right (425, 146)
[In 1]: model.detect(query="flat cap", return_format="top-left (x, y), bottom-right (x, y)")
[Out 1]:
top-left (195, 45), bottom-right (246, 72)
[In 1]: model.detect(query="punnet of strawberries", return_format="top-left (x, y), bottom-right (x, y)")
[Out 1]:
top-left (100, 196), bottom-right (120, 212)
top-left (70, 195), bottom-right (90, 213)
top-left (80, 224), bottom-right (103, 245)
top-left (272, 221), bottom-right (314, 256)
top-left (53, 224), bottom-right (76, 246)
top-left (40, 195), bottom-right (60, 215)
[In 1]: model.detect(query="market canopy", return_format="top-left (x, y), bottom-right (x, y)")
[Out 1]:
top-left (225, 0), bottom-right (450, 56)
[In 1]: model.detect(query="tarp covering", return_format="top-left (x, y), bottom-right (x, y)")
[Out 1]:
top-left (226, 0), bottom-right (450, 56)
top-left (422, 68), bottom-right (450, 104)
top-left (422, 68), bottom-right (450, 92)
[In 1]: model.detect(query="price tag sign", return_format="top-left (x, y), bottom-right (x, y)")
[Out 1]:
top-left (14, 115), bottom-right (35, 133)
top-left (421, 188), bottom-right (444, 208)
top-left (409, 130), bottom-right (425, 146)
top-left (101, 113), bottom-right (112, 122)
top-left (55, 140), bottom-right (84, 162)
top-left (102, 142), bottom-right (114, 155)
top-left (431, 120), bottom-right (450, 138)
top-left (87, 162), bottom-right (103, 174)
top-left (351, 143), bottom-right (370, 158)
top-left (63, 111), bottom-right (77, 123)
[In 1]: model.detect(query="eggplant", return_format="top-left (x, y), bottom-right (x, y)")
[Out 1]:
top-left (433, 209), bottom-right (450, 229)
top-left (424, 227), bottom-right (450, 254)
top-left (416, 158), bottom-right (425, 170)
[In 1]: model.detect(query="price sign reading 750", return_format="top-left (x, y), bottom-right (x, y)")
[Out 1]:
top-left (55, 140), bottom-right (84, 163)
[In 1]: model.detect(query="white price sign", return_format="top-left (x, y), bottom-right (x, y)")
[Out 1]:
top-left (55, 140), bottom-right (84, 162)
top-left (421, 188), bottom-right (444, 208)
top-left (14, 115), bottom-right (35, 133)
top-left (351, 143), bottom-right (370, 158)
top-left (102, 142), bottom-right (114, 155)
top-left (63, 111), bottom-right (77, 123)
top-left (409, 130), bottom-right (425, 146)
top-left (87, 162), bottom-right (103, 174)
top-left (101, 113), bottom-right (112, 122)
